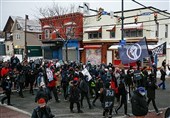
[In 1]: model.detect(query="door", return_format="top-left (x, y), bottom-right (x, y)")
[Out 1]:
top-left (107, 50), bottom-right (112, 65)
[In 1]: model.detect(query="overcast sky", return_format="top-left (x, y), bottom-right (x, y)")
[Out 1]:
top-left (0, 0), bottom-right (169, 31)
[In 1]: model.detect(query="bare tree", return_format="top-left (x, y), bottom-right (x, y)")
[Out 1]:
top-left (34, 2), bottom-right (83, 61)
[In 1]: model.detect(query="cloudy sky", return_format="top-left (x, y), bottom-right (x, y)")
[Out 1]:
top-left (0, 0), bottom-right (169, 30)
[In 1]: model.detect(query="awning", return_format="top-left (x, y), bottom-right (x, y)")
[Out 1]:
top-left (43, 25), bottom-right (52, 29)
top-left (84, 27), bottom-right (101, 32)
top-left (109, 45), bottom-right (121, 49)
top-left (108, 44), bottom-right (158, 50)
top-left (64, 22), bottom-right (76, 26)
top-left (84, 45), bottom-right (102, 49)
top-left (124, 23), bottom-right (143, 30)
top-left (106, 26), bottom-right (115, 31)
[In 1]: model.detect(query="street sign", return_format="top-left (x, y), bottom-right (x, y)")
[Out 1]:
top-left (140, 12), bottom-right (151, 16)
top-left (119, 39), bottom-right (126, 46)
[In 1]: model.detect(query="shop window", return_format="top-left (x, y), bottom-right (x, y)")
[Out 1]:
top-left (114, 50), bottom-right (120, 59)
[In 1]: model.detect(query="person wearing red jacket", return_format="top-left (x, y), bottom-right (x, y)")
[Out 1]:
top-left (1, 62), bottom-right (10, 79)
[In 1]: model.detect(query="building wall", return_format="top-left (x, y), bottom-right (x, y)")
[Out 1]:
top-left (83, 7), bottom-right (169, 66)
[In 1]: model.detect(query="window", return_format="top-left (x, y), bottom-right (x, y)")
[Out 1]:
top-left (7, 45), bottom-right (9, 51)
top-left (124, 29), bottom-right (143, 37)
top-left (66, 26), bottom-right (75, 37)
top-left (156, 22), bottom-right (159, 37)
top-left (16, 34), bottom-right (20, 40)
top-left (88, 32), bottom-right (102, 39)
top-left (165, 24), bottom-right (168, 38)
top-left (45, 29), bottom-right (50, 39)
top-left (38, 34), bottom-right (42, 40)
top-left (17, 23), bottom-right (21, 30)
top-left (6, 33), bottom-right (11, 40)
top-left (110, 31), bottom-right (115, 38)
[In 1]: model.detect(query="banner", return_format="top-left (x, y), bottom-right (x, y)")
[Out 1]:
top-left (118, 37), bottom-right (149, 64)
top-left (151, 42), bottom-right (166, 56)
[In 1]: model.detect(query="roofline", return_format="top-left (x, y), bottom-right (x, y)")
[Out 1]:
top-left (114, 6), bottom-right (170, 15)
top-left (39, 12), bottom-right (83, 21)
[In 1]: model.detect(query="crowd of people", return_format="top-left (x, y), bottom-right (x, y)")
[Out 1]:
top-left (0, 55), bottom-right (169, 118)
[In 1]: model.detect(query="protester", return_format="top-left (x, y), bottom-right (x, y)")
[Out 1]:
top-left (146, 73), bottom-right (161, 115)
top-left (158, 66), bottom-right (167, 90)
top-left (79, 75), bottom-right (92, 109)
top-left (31, 98), bottom-right (55, 118)
top-left (35, 82), bottom-right (51, 103)
top-left (100, 82), bottom-right (115, 118)
top-left (131, 87), bottom-right (148, 118)
top-left (115, 81), bottom-right (129, 116)
top-left (69, 80), bottom-right (83, 113)
top-left (1, 74), bottom-right (13, 105)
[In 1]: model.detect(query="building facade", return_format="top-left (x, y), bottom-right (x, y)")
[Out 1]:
top-left (40, 12), bottom-right (83, 61)
top-left (82, 7), bottom-right (169, 67)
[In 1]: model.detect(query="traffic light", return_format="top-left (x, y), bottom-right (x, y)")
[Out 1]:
top-left (97, 7), bottom-right (103, 21)
top-left (154, 12), bottom-right (158, 21)
top-left (117, 16), bottom-right (121, 23)
top-left (134, 16), bottom-right (138, 24)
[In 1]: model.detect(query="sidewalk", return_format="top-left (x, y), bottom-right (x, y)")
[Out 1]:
top-left (0, 104), bottom-right (31, 118)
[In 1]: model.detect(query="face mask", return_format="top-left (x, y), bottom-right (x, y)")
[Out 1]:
top-left (140, 92), bottom-right (145, 96)
top-left (7, 76), bottom-right (10, 80)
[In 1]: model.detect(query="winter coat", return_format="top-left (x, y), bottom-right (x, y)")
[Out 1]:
top-left (131, 90), bottom-right (148, 116)
top-left (69, 86), bottom-right (81, 102)
top-left (101, 88), bottom-right (115, 109)
top-left (31, 106), bottom-right (54, 118)
top-left (35, 87), bottom-right (51, 103)
top-left (146, 80), bottom-right (158, 99)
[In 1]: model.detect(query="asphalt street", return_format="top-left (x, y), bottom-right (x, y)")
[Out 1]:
top-left (0, 75), bottom-right (170, 118)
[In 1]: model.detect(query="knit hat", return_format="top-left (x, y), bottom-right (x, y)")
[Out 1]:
top-left (38, 98), bottom-right (46, 107)
top-left (137, 87), bottom-right (146, 96)
top-left (38, 98), bottom-right (45, 104)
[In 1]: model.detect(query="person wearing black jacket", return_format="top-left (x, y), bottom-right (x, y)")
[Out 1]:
top-left (32, 98), bottom-right (54, 118)
top-left (79, 75), bottom-right (92, 109)
top-left (101, 82), bottom-right (115, 118)
top-left (131, 87), bottom-right (148, 118)
top-left (146, 73), bottom-right (161, 115)
top-left (158, 66), bottom-right (167, 90)
top-left (1, 75), bottom-right (13, 105)
top-left (35, 82), bottom-right (51, 103)
top-left (115, 81), bottom-right (129, 116)
top-left (69, 80), bottom-right (83, 113)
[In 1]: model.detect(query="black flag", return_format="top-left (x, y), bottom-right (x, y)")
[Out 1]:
top-left (151, 42), bottom-right (166, 55)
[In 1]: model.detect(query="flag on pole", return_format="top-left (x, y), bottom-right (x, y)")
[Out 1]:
top-left (118, 37), bottom-right (149, 64)
top-left (151, 42), bottom-right (166, 56)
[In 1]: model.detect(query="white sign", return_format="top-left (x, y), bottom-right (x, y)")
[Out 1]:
top-left (82, 68), bottom-right (92, 81)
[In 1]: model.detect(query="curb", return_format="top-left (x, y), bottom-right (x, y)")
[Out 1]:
top-left (0, 103), bottom-right (32, 116)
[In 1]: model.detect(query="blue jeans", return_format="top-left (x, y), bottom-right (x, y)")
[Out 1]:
top-left (158, 80), bottom-right (165, 89)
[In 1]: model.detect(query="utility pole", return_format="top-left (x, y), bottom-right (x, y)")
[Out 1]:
top-left (25, 15), bottom-right (28, 60)
top-left (121, 0), bottom-right (124, 41)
